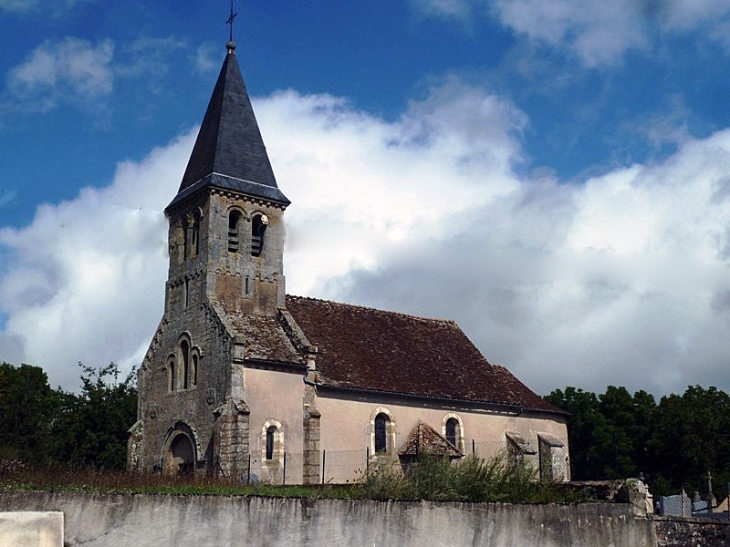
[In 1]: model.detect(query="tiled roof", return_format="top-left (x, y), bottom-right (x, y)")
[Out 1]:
top-left (285, 295), bottom-right (559, 413)
top-left (399, 422), bottom-right (462, 458)
top-left (170, 47), bottom-right (289, 209)
top-left (228, 314), bottom-right (301, 363)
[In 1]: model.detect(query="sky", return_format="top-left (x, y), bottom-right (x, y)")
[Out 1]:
top-left (1, 1), bottom-right (730, 397)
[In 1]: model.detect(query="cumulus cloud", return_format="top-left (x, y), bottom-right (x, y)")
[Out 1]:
top-left (415, 0), bottom-right (730, 65)
top-left (2, 79), bottom-right (730, 397)
top-left (0, 132), bottom-right (193, 389)
top-left (6, 38), bottom-right (114, 111)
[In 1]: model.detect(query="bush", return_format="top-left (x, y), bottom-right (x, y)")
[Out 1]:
top-left (363, 452), bottom-right (575, 503)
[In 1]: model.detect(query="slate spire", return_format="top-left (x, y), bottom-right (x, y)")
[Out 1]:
top-left (169, 42), bottom-right (289, 209)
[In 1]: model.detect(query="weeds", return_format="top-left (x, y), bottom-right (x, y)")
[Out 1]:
top-left (363, 453), bottom-right (588, 504)
top-left (0, 455), bottom-right (588, 504)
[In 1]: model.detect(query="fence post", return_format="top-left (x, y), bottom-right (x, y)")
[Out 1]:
top-left (366, 447), bottom-right (370, 474)
top-left (283, 452), bottom-right (287, 485)
top-left (247, 453), bottom-right (251, 485)
top-left (472, 439), bottom-right (475, 456)
top-left (322, 449), bottom-right (326, 484)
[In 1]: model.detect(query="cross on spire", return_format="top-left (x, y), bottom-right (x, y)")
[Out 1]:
top-left (227, 0), bottom-right (238, 44)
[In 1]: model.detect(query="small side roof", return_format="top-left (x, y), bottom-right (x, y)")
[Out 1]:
top-left (285, 295), bottom-right (561, 414)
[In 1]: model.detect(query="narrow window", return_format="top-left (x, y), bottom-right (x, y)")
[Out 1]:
top-left (191, 353), bottom-right (198, 386)
top-left (266, 426), bottom-right (277, 460)
top-left (228, 211), bottom-right (241, 253)
top-left (182, 218), bottom-right (189, 260)
top-left (168, 360), bottom-right (176, 392)
top-left (375, 413), bottom-right (389, 453)
top-left (191, 211), bottom-right (200, 256)
top-left (184, 278), bottom-right (190, 308)
top-left (244, 275), bottom-right (250, 296)
top-left (445, 418), bottom-right (459, 448)
top-left (251, 214), bottom-right (267, 257)
top-left (180, 340), bottom-right (190, 390)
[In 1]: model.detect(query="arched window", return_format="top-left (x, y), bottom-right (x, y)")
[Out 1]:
top-left (266, 426), bottom-right (277, 460)
top-left (191, 353), bottom-right (198, 386)
top-left (180, 339), bottom-right (190, 390)
top-left (251, 214), bottom-right (267, 257)
top-left (374, 413), bottom-right (389, 453)
top-left (445, 418), bottom-right (459, 448)
top-left (262, 420), bottom-right (284, 467)
top-left (167, 358), bottom-right (176, 392)
top-left (228, 211), bottom-right (242, 253)
top-left (443, 414), bottom-right (464, 452)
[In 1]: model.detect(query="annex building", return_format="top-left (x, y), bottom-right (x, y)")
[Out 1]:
top-left (128, 38), bottom-right (570, 485)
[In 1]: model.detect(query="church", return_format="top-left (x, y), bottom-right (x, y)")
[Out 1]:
top-left (128, 37), bottom-right (570, 485)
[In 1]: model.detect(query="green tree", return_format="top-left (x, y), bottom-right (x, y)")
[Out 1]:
top-left (648, 385), bottom-right (730, 495)
top-left (49, 362), bottom-right (137, 470)
top-left (546, 386), bottom-right (657, 481)
top-left (0, 362), bottom-right (54, 463)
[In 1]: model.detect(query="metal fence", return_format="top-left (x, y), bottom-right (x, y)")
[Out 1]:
top-left (224, 440), bottom-right (573, 485)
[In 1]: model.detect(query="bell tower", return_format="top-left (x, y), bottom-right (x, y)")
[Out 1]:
top-left (131, 38), bottom-right (290, 475)
top-left (165, 39), bottom-right (290, 318)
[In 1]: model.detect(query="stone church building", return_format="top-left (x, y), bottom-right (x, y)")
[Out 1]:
top-left (128, 39), bottom-right (570, 484)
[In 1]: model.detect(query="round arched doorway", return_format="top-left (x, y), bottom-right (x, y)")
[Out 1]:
top-left (163, 427), bottom-right (197, 475)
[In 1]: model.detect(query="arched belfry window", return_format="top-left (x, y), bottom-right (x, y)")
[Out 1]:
top-left (251, 214), bottom-right (268, 257)
top-left (228, 210), bottom-right (242, 253)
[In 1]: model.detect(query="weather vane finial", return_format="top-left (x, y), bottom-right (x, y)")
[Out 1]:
top-left (226, 0), bottom-right (238, 51)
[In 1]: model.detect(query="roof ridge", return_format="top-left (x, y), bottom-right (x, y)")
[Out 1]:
top-left (285, 294), bottom-right (457, 325)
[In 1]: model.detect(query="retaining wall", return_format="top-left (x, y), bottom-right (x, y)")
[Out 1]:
top-left (0, 491), bottom-right (655, 547)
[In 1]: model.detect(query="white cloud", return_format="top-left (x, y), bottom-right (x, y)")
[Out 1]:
top-left (414, 0), bottom-right (730, 65)
top-left (0, 132), bottom-right (193, 389)
top-left (194, 43), bottom-right (220, 75)
top-left (2, 80), bottom-right (730, 398)
top-left (7, 38), bottom-right (114, 110)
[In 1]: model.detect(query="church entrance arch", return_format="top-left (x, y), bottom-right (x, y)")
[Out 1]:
top-left (163, 424), bottom-right (197, 474)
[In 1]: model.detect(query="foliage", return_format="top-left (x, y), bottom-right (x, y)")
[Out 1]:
top-left (0, 363), bottom-right (54, 464)
top-left (0, 361), bottom-right (137, 471)
top-left (363, 453), bottom-right (579, 504)
top-left (50, 362), bottom-right (137, 470)
top-left (546, 384), bottom-right (730, 497)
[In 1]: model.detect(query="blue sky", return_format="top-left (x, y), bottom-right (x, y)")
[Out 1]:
top-left (2, 0), bottom-right (730, 395)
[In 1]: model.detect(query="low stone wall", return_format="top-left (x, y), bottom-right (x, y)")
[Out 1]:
top-left (0, 491), bottom-right (655, 547)
top-left (654, 516), bottom-right (730, 547)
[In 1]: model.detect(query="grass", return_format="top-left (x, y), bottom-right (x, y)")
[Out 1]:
top-left (0, 456), bottom-right (590, 504)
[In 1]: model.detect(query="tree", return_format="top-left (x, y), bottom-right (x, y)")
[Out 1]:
top-left (0, 362), bottom-right (54, 463)
top-left (546, 386), bottom-right (657, 481)
top-left (648, 386), bottom-right (730, 495)
top-left (49, 362), bottom-right (137, 470)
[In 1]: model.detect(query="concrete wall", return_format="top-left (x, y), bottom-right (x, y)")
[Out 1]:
top-left (0, 511), bottom-right (63, 547)
top-left (0, 492), bottom-right (655, 547)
